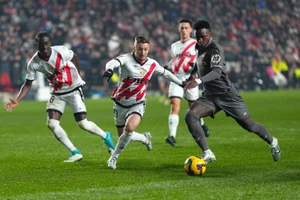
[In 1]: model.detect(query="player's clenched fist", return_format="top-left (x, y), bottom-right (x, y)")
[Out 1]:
top-left (103, 69), bottom-right (113, 82)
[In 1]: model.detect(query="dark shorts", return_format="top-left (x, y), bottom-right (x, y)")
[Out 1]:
top-left (196, 88), bottom-right (249, 120)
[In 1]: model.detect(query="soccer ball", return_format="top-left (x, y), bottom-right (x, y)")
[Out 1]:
top-left (184, 156), bottom-right (207, 176)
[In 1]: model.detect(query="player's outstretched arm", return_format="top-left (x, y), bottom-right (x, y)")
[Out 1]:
top-left (103, 59), bottom-right (121, 82)
top-left (184, 67), bottom-right (222, 90)
top-left (4, 80), bottom-right (33, 112)
top-left (162, 69), bottom-right (183, 86)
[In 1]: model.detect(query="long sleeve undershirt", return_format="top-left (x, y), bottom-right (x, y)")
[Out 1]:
top-left (200, 67), bottom-right (222, 83)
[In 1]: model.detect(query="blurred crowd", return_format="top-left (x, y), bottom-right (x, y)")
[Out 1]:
top-left (0, 0), bottom-right (300, 98)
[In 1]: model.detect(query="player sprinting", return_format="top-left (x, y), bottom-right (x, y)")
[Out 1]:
top-left (165, 19), bottom-right (210, 147)
top-left (103, 36), bottom-right (184, 169)
top-left (3, 31), bottom-right (115, 162)
top-left (184, 20), bottom-right (280, 163)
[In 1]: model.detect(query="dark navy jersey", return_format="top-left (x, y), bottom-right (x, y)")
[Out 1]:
top-left (196, 41), bottom-right (233, 95)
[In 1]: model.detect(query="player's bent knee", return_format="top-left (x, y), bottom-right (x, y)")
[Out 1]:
top-left (185, 110), bottom-right (198, 123)
top-left (77, 119), bottom-right (91, 130)
top-left (124, 125), bottom-right (135, 133)
top-left (47, 119), bottom-right (60, 131)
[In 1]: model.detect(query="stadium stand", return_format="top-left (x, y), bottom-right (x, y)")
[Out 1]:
top-left (0, 0), bottom-right (299, 100)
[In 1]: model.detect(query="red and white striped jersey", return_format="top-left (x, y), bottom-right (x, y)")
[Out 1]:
top-left (110, 53), bottom-right (166, 107)
top-left (26, 46), bottom-right (84, 93)
top-left (168, 38), bottom-right (197, 81)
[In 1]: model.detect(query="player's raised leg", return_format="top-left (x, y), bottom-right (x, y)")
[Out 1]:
top-left (235, 116), bottom-right (281, 161)
top-left (77, 117), bottom-right (115, 153)
top-left (69, 91), bottom-right (115, 153)
top-left (131, 131), bottom-right (152, 151)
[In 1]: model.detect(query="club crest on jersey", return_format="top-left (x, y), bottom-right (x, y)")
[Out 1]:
top-left (211, 54), bottom-right (221, 64)
top-left (45, 64), bottom-right (54, 74)
top-left (139, 69), bottom-right (147, 76)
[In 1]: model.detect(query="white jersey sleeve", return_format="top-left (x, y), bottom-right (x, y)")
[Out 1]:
top-left (105, 54), bottom-right (127, 71)
top-left (162, 70), bottom-right (182, 85)
top-left (154, 64), bottom-right (182, 85)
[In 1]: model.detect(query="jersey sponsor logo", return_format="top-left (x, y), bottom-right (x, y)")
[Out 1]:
top-left (114, 62), bottom-right (156, 102)
top-left (211, 54), bottom-right (221, 65)
top-left (175, 53), bottom-right (193, 58)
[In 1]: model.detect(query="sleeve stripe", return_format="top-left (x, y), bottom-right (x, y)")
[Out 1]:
top-left (114, 58), bottom-right (122, 65)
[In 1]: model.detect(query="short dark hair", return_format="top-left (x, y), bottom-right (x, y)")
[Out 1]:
top-left (35, 31), bottom-right (51, 44)
top-left (134, 36), bottom-right (149, 44)
top-left (178, 19), bottom-right (192, 27)
top-left (193, 20), bottom-right (211, 30)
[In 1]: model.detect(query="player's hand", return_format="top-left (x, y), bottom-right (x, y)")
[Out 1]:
top-left (184, 75), bottom-right (196, 82)
top-left (103, 69), bottom-right (113, 82)
top-left (3, 98), bottom-right (19, 112)
top-left (184, 78), bottom-right (202, 90)
top-left (180, 81), bottom-right (186, 88)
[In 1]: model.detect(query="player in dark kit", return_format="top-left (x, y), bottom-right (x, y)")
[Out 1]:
top-left (184, 20), bottom-right (281, 163)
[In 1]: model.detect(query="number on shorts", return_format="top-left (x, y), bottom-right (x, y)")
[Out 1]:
top-left (113, 109), bottom-right (118, 119)
top-left (49, 96), bottom-right (55, 103)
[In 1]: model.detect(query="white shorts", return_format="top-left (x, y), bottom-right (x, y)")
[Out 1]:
top-left (168, 82), bottom-right (198, 101)
top-left (113, 102), bottom-right (146, 127)
top-left (46, 88), bottom-right (87, 114)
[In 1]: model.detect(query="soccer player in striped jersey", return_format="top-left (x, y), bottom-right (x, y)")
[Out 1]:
top-left (165, 19), bottom-right (210, 147)
top-left (4, 31), bottom-right (115, 162)
top-left (103, 36), bottom-right (184, 169)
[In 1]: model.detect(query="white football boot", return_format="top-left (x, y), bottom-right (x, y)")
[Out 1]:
top-left (64, 150), bottom-right (83, 162)
top-left (200, 151), bottom-right (216, 164)
top-left (270, 137), bottom-right (281, 161)
top-left (143, 132), bottom-right (152, 151)
top-left (107, 156), bottom-right (118, 169)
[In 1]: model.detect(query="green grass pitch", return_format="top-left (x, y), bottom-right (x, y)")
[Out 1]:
top-left (1, 90), bottom-right (300, 199)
